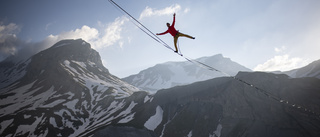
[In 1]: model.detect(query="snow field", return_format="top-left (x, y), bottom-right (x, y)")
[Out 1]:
top-left (144, 106), bottom-right (164, 131)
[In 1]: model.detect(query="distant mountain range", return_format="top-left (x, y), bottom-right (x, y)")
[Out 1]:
top-left (282, 59), bottom-right (320, 79)
top-left (123, 54), bottom-right (320, 93)
top-left (0, 39), bottom-right (320, 137)
top-left (123, 54), bottom-right (251, 92)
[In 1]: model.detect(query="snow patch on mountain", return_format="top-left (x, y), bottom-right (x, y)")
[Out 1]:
top-left (0, 59), bottom-right (31, 89)
top-left (0, 39), bottom-right (143, 137)
top-left (14, 113), bottom-right (44, 137)
top-left (187, 131), bottom-right (193, 137)
top-left (0, 82), bottom-right (55, 116)
top-left (71, 99), bottom-right (132, 137)
top-left (53, 42), bottom-right (70, 48)
top-left (61, 59), bottom-right (137, 98)
top-left (0, 119), bottom-right (13, 134)
top-left (144, 106), bottom-right (164, 131)
top-left (117, 101), bottom-right (137, 123)
top-left (6, 39), bottom-right (319, 137)
top-left (210, 124), bottom-right (222, 137)
top-left (144, 95), bottom-right (153, 103)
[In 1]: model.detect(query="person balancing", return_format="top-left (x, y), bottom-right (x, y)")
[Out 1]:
top-left (156, 13), bottom-right (195, 53)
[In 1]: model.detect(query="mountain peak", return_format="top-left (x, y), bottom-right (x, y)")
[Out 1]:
top-left (196, 54), bottom-right (224, 61)
top-left (123, 54), bottom-right (251, 92)
top-left (51, 39), bottom-right (89, 48)
top-left (48, 39), bottom-right (99, 62)
top-left (0, 39), bottom-right (141, 136)
top-left (14, 39), bottom-right (108, 85)
top-left (35, 39), bottom-right (106, 72)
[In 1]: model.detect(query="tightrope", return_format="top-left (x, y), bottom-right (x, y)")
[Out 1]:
top-left (108, 0), bottom-right (320, 118)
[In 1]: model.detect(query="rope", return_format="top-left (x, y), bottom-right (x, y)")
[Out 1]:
top-left (108, 0), bottom-right (174, 51)
top-left (107, 0), bottom-right (320, 118)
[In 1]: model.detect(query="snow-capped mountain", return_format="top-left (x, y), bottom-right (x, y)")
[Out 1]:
top-left (282, 59), bottom-right (320, 79)
top-left (123, 54), bottom-right (251, 92)
top-left (94, 72), bottom-right (320, 137)
top-left (0, 39), bottom-right (141, 136)
top-left (1, 39), bottom-right (320, 137)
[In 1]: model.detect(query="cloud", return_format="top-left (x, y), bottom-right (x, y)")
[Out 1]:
top-left (92, 16), bottom-right (128, 49)
top-left (45, 22), bottom-right (55, 31)
top-left (139, 4), bottom-right (181, 20)
top-left (184, 8), bottom-right (190, 13)
top-left (254, 55), bottom-right (308, 72)
top-left (0, 23), bottom-right (20, 43)
top-left (118, 41), bottom-right (124, 49)
top-left (0, 23), bottom-right (101, 62)
top-left (47, 25), bottom-right (99, 43)
top-left (0, 23), bottom-right (21, 60)
top-left (0, 36), bottom-right (19, 60)
top-left (46, 16), bottom-right (128, 50)
top-left (274, 46), bottom-right (286, 53)
top-left (0, 22), bottom-right (54, 62)
top-left (2, 3), bottom-right (185, 62)
top-left (0, 15), bottom-right (131, 62)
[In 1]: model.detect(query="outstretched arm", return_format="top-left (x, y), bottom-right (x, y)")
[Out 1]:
top-left (172, 13), bottom-right (176, 27)
top-left (157, 30), bottom-right (169, 35)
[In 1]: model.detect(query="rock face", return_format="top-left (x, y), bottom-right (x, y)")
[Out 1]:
top-left (123, 54), bottom-right (251, 92)
top-left (95, 72), bottom-right (320, 137)
top-left (1, 39), bottom-right (320, 137)
top-left (0, 39), bottom-right (140, 136)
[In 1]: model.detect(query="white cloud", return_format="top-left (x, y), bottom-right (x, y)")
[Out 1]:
top-left (139, 4), bottom-right (181, 20)
top-left (45, 16), bottom-right (128, 50)
top-left (46, 25), bottom-right (99, 45)
top-left (0, 23), bottom-right (21, 60)
top-left (45, 22), bottom-right (54, 31)
top-left (127, 37), bottom-right (132, 44)
top-left (97, 21), bottom-right (104, 28)
top-left (0, 23), bottom-right (20, 43)
top-left (274, 46), bottom-right (286, 53)
top-left (254, 54), bottom-right (308, 72)
top-left (93, 16), bottom-right (128, 49)
top-left (184, 8), bottom-right (190, 13)
top-left (118, 41), bottom-right (124, 49)
top-left (41, 4), bottom-right (184, 52)
top-left (274, 47), bottom-right (281, 53)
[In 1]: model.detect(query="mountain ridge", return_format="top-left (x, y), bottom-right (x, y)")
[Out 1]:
top-left (94, 71), bottom-right (320, 137)
top-left (0, 39), bottom-right (141, 136)
top-left (1, 39), bottom-right (320, 137)
top-left (282, 59), bottom-right (320, 79)
top-left (123, 54), bottom-right (251, 92)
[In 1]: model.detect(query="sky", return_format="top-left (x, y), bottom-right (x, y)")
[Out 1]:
top-left (1, 0), bottom-right (320, 78)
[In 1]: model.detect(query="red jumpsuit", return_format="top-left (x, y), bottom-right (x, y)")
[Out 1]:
top-left (157, 14), bottom-right (194, 52)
